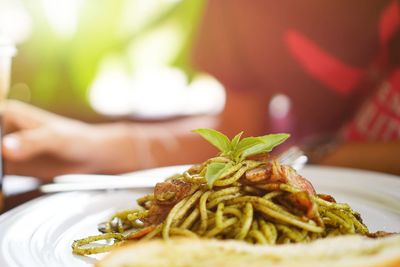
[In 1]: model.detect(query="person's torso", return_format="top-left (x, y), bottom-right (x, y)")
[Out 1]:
top-left (192, 0), bottom-right (399, 141)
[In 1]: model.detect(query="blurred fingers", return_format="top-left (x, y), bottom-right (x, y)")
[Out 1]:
top-left (3, 100), bottom-right (57, 131)
top-left (3, 128), bottom-right (57, 161)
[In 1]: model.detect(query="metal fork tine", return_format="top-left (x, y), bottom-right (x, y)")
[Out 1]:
top-left (277, 146), bottom-right (308, 170)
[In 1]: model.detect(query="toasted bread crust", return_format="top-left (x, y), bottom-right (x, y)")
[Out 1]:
top-left (96, 235), bottom-right (400, 267)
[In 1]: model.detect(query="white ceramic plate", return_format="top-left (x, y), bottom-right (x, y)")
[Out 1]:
top-left (0, 165), bottom-right (399, 267)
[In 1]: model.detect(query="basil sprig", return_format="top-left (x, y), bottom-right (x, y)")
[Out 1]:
top-left (192, 128), bottom-right (289, 188)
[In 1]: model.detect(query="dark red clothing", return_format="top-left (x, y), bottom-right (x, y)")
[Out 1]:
top-left (192, 0), bottom-right (400, 142)
top-left (344, 69), bottom-right (400, 141)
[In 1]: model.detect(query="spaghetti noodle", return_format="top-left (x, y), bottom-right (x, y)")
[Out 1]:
top-left (72, 156), bottom-right (369, 255)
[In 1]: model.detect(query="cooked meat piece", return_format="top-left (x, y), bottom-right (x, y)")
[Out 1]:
top-left (142, 204), bottom-right (173, 226)
top-left (125, 226), bottom-right (157, 240)
top-left (244, 161), bottom-right (315, 195)
top-left (143, 179), bottom-right (193, 226)
top-left (154, 179), bottom-right (192, 206)
top-left (245, 166), bottom-right (270, 183)
top-left (246, 152), bottom-right (270, 162)
top-left (367, 231), bottom-right (396, 238)
top-left (281, 165), bottom-right (315, 195)
top-left (317, 194), bottom-right (336, 203)
top-left (245, 163), bottom-right (284, 183)
top-left (286, 191), bottom-right (319, 222)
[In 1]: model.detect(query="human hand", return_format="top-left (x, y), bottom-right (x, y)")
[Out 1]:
top-left (3, 101), bottom-right (137, 180)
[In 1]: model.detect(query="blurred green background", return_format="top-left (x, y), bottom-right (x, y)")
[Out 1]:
top-left (9, 0), bottom-right (205, 121)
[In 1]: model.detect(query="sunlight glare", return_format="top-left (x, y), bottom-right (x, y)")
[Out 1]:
top-left (41, 0), bottom-right (81, 38)
top-left (89, 64), bottom-right (133, 116)
top-left (89, 66), bottom-right (226, 119)
top-left (0, 0), bottom-right (32, 43)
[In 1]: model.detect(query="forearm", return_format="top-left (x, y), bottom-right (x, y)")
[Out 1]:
top-left (91, 88), bottom-right (268, 174)
top-left (2, 91), bottom-right (267, 178)
top-left (89, 116), bottom-right (220, 174)
top-left (319, 141), bottom-right (400, 175)
top-left (125, 116), bottom-right (220, 169)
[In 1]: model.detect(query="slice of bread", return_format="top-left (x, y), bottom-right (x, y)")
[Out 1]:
top-left (96, 234), bottom-right (400, 267)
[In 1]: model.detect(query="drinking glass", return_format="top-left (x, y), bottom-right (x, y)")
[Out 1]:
top-left (0, 34), bottom-right (16, 211)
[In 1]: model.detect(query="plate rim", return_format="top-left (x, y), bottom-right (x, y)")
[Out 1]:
top-left (1, 164), bottom-right (399, 223)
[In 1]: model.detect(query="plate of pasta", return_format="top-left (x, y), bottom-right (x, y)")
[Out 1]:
top-left (0, 165), bottom-right (399, 267)
top-left (0, 129), bottom-right (399, 267)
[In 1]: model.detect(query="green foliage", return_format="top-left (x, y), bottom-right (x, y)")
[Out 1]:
top-left (193, 128), bottom-right (289, 162)
top-left (14, 0), bottom-right (206, 114)
top-left (193, 128), bottom-right (290, 188)
top-left (192, 128), bottom-right (231, 153)
top-left (237, 134), bottom-right (290, 159)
